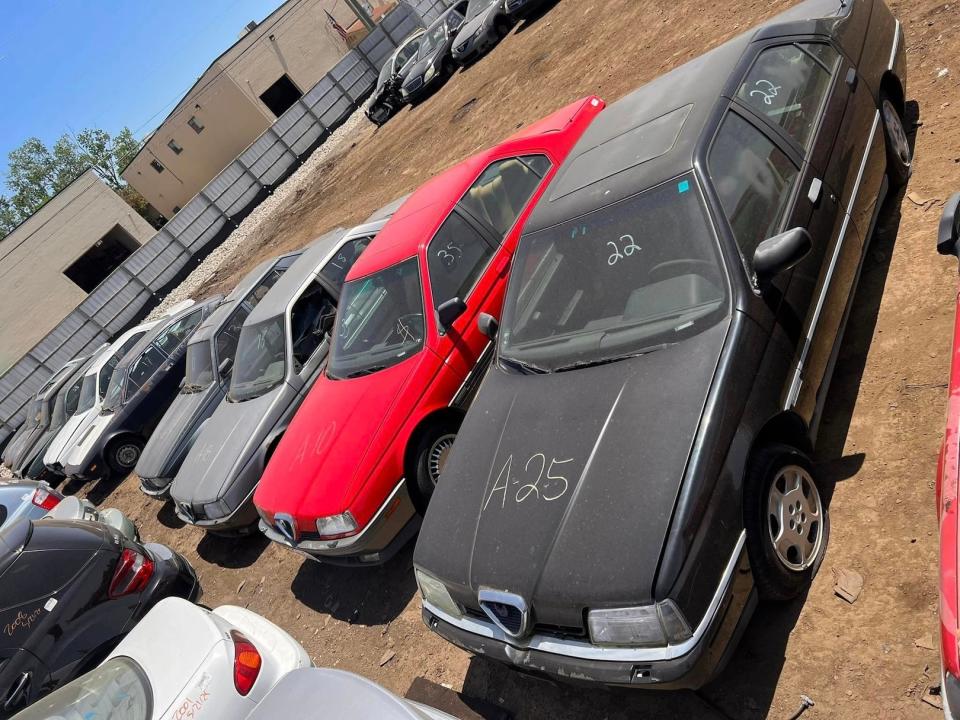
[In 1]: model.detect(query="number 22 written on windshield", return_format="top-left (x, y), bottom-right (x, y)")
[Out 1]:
top-left (483, 453), bottom-right (575, 511)
top-left (607, 234), bottom-right (641, 266)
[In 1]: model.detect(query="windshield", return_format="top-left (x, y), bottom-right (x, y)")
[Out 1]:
top-left (185, 340), bottom-right (214, 390)
top-left (11, 656), bottom-right (151, 720)
top-left (499, 174), bottom-right (728, 371)
top-left (64, 376), bottom-right (83, 416)
top-left (101, 367), bottom-right (126, 412)
top-left (419, 14), bottom-right (456, 58)
top-left (230, 317), bottom-right (287, 401)
top-left (76, 374), bottom-right (97, 414)
top-left (328, 257), bottom-right (425, 379)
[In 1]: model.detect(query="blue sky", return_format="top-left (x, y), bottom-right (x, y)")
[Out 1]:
top-left (0, 0), bottom-right (301, 189)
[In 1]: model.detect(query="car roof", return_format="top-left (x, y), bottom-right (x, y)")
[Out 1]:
top-left (113, 296), bottom-right (222, 373)
top-left (523, 0), bottom-right (848, 233)
top-left (347, 96), bottom-right (602, 279)
top-left (84, 319), bottom-right (164, 376)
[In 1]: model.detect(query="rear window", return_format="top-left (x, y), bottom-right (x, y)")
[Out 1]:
top-left (0, 548), bottom-right (93, 611)
top-left (11, 656), bottom-right (152, 720)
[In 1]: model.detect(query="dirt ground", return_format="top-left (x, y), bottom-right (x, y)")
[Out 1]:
top-left (68, 0), bottom-right (960, 717)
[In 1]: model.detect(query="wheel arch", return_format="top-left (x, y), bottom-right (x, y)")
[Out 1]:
top-left (749, 411), bottom-right (813, 462)
top-left (880, 70), bottom-right (906, 115)
top-left (403, 407), bottom-right (465, 511)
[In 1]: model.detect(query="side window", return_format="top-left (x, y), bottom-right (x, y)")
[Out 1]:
top-left (736, 43), bottom-right (839, 150)
top-left (155, 310), bottom-right (203, 355)
top-left (459, 155), bottom-right (551, 238)
top-left (98, 330), bottom-right (148, 399)
top-left (710, 112), bottom-right (800, 270)
top-left (126, 345), bottom-right (166, 396)
top-left (427, 212), bottom-right (494, 307)
top-left (320, 236), bottom-right (374, 291)
top-left (64, 379), bottom-right (83, 415)
top-left (215, 309), bottom-right (248, 378)
top-left (289, 281), bottom-right (337, 372)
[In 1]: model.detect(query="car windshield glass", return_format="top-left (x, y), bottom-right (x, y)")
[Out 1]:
top-left (328, 257), bottom-right (424, 379)
top-left (64, 376), bottom-right (84, 416)
top-left (101, 368), bottom-right (126, 412)
top-left (378, 56), bottom-right (395, 86)
top-left (76, 374), bottom-right (97, 413)
top-left (185, 340), bottom-right (214, 390)
top-left (230, 317), bottom-right (287, 401)
top-left (11, 656), bottom-right (152, 720)
top-left (499, 173), bottom-right (728, 371)
top-left (419, 20), bottom-right (449, 58)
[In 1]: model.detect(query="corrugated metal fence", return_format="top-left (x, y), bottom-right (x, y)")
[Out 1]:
top-left (0, 0), bottom-right (450, 445)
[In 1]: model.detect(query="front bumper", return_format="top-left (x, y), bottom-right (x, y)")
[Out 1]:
top-left (422, 532), bottom-right (755, 689)
top-left (452, 30), bottom-right (498, 64)
top-left (139, 475), bottom-right (174, 498)
top-left (259, 478), bottom-right (419, 566)
top-left (504, 0), bottom-right (547, 18)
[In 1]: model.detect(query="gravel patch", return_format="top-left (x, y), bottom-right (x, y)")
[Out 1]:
top-left (148, 102), bottom-right (371, 318)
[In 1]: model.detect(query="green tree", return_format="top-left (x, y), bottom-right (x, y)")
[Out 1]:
top-left (0, 127), bottom-right (152, 238)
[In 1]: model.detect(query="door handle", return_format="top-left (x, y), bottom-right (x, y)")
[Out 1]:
top-left (808, 178), bottom-right (823, 206)
top-left (3, 672), bottom-right (30, 711)
top-left (845, 67), bottom-right (858, 91)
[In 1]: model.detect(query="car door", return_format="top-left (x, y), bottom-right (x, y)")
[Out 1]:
top-left (428, 155), bottom-right (553, 381)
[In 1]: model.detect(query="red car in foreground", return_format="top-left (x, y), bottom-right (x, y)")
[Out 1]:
top-left (938, 191), bottom-right (960, 716)
top-left (254, 96), bottom-right (605, 564)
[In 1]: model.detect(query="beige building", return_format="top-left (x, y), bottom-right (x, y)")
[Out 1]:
top-left (123, 0), bottom-right (359, 219)
top-left (0, 170), bottom-right (155, 374)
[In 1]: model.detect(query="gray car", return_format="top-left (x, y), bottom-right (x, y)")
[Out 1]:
top-left (171, 220), bottom-right (389, 534)
top-left (137, 251), bottom-right (303, 497)
top-left (450, 0), bottom-right (511, 66)
top-left (0, 479), bottom-right (63, 531)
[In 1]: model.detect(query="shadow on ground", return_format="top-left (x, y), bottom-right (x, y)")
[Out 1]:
top-left (289, 541), bottom-right (417, 626)
top-left (196, 531), bottom-right (271, 569)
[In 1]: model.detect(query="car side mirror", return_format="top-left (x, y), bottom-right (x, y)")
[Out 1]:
top-left (753, 227), bottom-right (812, 284)
top-left (437, 297), bottom-right (467, 332)
top-left (478, 313), bottom-right (499, 340)
top-left (218, 357), bottom-right (233, 376)
top-left (937, 192), bottom-right (960, 257)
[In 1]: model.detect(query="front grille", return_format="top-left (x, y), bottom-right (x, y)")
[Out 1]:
top-left (480, 598), bottom-right (524, 634)
top-left (506, 0), bottom-right (525, 9)
top-left (406, 77), bottom-right (424, 92)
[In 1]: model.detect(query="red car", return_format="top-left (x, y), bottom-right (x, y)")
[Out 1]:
top-left (938, 191), bottom-right (960, 716)
top-left (254, 96), bottom-right (605, 564)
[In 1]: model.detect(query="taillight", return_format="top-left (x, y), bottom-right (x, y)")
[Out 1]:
top-left (230, 630), bottom-right (262, 696)
top-left (31, 487), bottom-right (60, 511)
top-left (108, 548), bottom-right (155, 598)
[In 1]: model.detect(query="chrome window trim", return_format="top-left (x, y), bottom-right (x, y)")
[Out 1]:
top-left (888, 20), bottom-right (900, 71)
top-left (423, 530), bottom-right (747, 663)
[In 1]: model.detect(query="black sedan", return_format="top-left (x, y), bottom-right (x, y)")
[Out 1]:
top-left (366, 29), bottom-right (425, 126)
top-left (400, 2), bottom-right (468, 104)
top-left (414, 0), bottom-right (909, 689)
top-left (0, 517), bottom-right (198, 717)
top-left (450, 0), bottom-right (512, 65)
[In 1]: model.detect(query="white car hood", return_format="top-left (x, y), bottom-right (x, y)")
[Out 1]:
top-left (61, 409), bottom-right (112, 469)
top-left (44, 408), bottom-right (94, 466)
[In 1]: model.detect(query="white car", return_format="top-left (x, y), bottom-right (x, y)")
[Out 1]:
top-left (11, 597), bottom-right (310, 720)
top-left (44, 302), bottom-right (194, 475)
top-left (245, 667), bottom-right (460, 719)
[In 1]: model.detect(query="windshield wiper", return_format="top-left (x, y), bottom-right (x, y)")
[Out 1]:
top-left (344, 365), bottom-right (387, 379)
top-left (499, 356), bottom-right (548, 375)
top-left (553, 343), bottom-right (676, 373)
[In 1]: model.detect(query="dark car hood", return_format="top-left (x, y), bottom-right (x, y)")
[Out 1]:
top-left (416, 320), bottom-right (728, 618)
top-left (137, 385), bottom-right (224, 479)
top-left (454, 8), bottom-right (494, 46)
top-left (404, 51), bottom-right (442, 84)
top-left (171, 385), bottom-right (288, 506)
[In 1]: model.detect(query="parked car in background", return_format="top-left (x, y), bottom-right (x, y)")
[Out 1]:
top-left (366, 29), bottom-right (426, 126)
top-left (253, 96), bottom-right (605, 565)
top-left (0, 516), bottom-right (198, 717)
top-left (401, 2), bottom-right (468, 104)
top-left (0, 480), bottom-right (62, 531)
top-left (10, 598), bottom-right (310, 720)
top-left (171, 220), bottom-right (389, 535)
top-left (16, 351), bottom-right (103, 482)
top-left (503, 0), bottom-right (552, 20)
top-left (451, 0), bottom-right (512, 66)
top-left (414, 0), bottom-right (908, 688)
top-left (45, 495), bottom-right (139, 543)
top-left (60, 299), bottom-right (220, 482)
top-left (138, 256), bottom-right (301, 497)
top-left (244, 668), bottom-right (459, 720)
top-left (936, 192), bottom-right (960, 718)
top-left (1, 402), bottom-right (39, 470)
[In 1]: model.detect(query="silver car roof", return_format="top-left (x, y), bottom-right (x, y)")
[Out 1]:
top-left (114, 296), bottom-right (222, 374)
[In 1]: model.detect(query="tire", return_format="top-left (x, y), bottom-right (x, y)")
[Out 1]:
top-left (495, 18), bottom-right (511, 39)
top-left (880, 93), bottom-right (912, 188)
top-left (105, 436), bottom-right (145, 477)
top-left (743, 443), bottom-right (829, 601)
top-left (411, 423), bottom-right (459, 513)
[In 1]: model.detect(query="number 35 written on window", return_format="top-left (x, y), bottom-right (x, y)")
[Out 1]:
top-left (483, 453), bottom-right (576, 512)
top-left (607, 234), bottom-right (641, 266)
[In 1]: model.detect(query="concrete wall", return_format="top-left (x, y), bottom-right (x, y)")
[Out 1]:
top-left (123, 0), bottom-right (357, 219)
top-left (0, 170), bottom-right (154, 374)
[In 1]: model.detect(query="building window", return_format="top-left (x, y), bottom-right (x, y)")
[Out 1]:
top-left (63, 225), bottom-right (139, 293)
top-left (188, 116), bottom-right (204, 134)
top-left (150, 159), bottom-right (165, 173)
top-left (259, 74), bottom-right (302, 117)
top-left (167, 139), bottom-right (183, 154)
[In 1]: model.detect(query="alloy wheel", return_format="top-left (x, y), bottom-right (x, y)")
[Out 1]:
top-left (767, 465), bottom-right (824, 571)
top-left (427, 433), bottom-right (457, 487)
top-left (882, 99), bottom-right (911, 167)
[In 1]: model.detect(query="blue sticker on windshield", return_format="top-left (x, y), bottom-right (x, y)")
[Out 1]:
top-left (677, 180), bottom-right (690, 194)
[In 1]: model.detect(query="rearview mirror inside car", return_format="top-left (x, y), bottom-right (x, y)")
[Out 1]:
top-left (478, 313), bottom-right (499, 340)
top-left (937, 192), bottom-right (960, 257)
top-left (218, 357), bottom-right (234, 376)
top-left (437, 297), bottom-right (467, 332)
top-left (753, 227), bottom-right (812, 284)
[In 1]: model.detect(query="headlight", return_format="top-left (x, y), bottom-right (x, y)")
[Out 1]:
top-left (415, 568), bottom-right (462, 619)
top-left (424, 66), bottom-right (437, 83)
top-left (587, 600), bottom-right (692, 648)
top-left (315, 511), bottom-right (357, 539)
